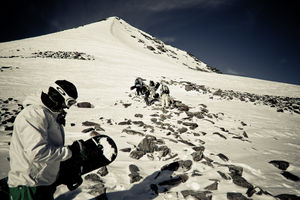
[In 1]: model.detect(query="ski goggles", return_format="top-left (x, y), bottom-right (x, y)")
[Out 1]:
top-left (50, 83), bottom-right (77, 108)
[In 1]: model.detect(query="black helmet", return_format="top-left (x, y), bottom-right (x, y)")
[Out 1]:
top-left (42, 80), bottom-right (78, 111)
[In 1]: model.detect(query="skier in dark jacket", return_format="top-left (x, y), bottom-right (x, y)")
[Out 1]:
top-left (130, 77), bottom-right (144, 96)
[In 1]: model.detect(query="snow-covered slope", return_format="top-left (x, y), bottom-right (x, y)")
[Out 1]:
top-left (1, 17), bottom-right (300, 199)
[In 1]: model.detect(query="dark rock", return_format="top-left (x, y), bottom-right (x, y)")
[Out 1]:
top-left (242, 131), bottom-right (248, 138)
top-left (129, 150), bottom-right (145, 159)
top-left (70, 123), bottom-right (76, 126)
top-left (231, 175), bottom-right (253, 189)
top-left (213, 89), bottom-right (223, 96)
top-left (178, 127), bottom-right (188, 134)
top-left (4, 126), bottom-right (13, 131)
top-left (151, 118), bottom-right (158, 123)
top-left (88, 183), bottom-right (106, 196)
top-left (82, 127), bottom-right (94, 133)
top-left (193, 146), bottom-right (205, 152)
top-left (277, 108), bottom-right (284, 112)
top-left (185, 85), bottom-right (194, 91)
top-left (280, 171), bottom-right (300, 181)
top-left (77, 102), bottom-right (92, 108)
top-left (204, 181), bottom-right (218, 190)
top-left (147, 46), bottom-right (155, 51)
top-left (120, 148), bottom-right (131, 152)
top-left (97, 166), bottom-right (109, 177)
top-left (217, 153), bottom-right (229, 162)
top-left (246, 186), bottom-right (271, 197)
top-left (228, 165), bottom-right (243, 176)
top-left (191, 151), bottom-right (203, 161)
top-left (217, 171), bottom-right (231, 180)
top-left (182, 160), bottom-right (193, 171)
top-left (178, 139), bottom-right (195, 146)
top-left (134, 114), bottom-right (143, 118)
top-left (157, 146), bottom-right (170, 157)
top-left (213, 132), bottom-right (227, 139)
top-left (192, 170), bottom-right (202, 177)
top-left (129, 164), bottom-right (140, 174)
top-left (137, 136), bottom-right (157, 153)
top-left (181, 190), bottom-right (212, 200)
top-left (241, 121), bottom-right (247, 126)
top-left (129, 173), bottom-right (143, 183)
top-left (276, 194), bottom-right (300, 200)
top-left (132, 121), bottom-right (144, 127)
top-left (118, 120), bottom-right (132, 125)
top-left (182, 122), bottom-right (198, 130)
top-left (176, 104), bottom-right (189, 112)
top-left (122, 129), bottom-right (144, 137)
top-left (227, 192), bottom-right (250, 200)
top-left (123, 103), bottom-right (131, 108)
top-left (85, 173), bottom-right (102, 182)
top-left (161, 160), bottom-right (192, 172)
top-left (269, 160), bottom-right (289, 170)
top-left (82, 121), bottom-right (100, 126)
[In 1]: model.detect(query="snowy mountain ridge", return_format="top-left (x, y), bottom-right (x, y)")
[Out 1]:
top-left (0, 16), bottom-right (300, 200)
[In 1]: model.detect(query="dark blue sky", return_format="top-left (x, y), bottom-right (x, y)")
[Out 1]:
top-left (1, 0), bottom-right (299, 85)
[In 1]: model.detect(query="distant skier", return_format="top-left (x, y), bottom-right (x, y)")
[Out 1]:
top-left (160, 83), bottom-right (170, 108)
top-left (130, 77), bottom-right (144, 96)
top-left (8, 80), bottom-right (85, 200)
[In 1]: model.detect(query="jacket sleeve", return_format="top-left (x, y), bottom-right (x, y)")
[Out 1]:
top-left (18, 107), bottom-right (72, 164)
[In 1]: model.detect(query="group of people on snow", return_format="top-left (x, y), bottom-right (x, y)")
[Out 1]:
top-left (130, 77), bottom-right (172, 108)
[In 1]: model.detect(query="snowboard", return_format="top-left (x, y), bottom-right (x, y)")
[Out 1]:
top-left (56, 134), bottom-right (118, 190)
top-left (0, 134), bottom-right (118, 197)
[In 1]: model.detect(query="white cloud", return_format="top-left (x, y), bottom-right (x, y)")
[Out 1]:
top-left (160, 37), bottom-right (176, 43)
top-left (124, 0), bottom-right (233, 12)
top-left (225, 68), bottom-right (240, 75)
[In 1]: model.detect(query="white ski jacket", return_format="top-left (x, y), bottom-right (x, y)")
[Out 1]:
top-left (8, 104), bottom-right (72, 187)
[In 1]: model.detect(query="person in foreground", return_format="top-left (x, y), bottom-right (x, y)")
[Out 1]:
top-left (8, 80), bottom-right (83, 200)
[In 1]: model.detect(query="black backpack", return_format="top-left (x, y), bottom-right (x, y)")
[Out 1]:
top-left (162, 85), bottom-right (169, 94)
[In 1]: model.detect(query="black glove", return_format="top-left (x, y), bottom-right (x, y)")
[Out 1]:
top-left (69, 140), bottom-right (85, 159)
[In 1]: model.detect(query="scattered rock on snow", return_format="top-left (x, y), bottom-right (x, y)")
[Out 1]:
top-left (275, 194), bottom-right (300, 200)
top-left (204, 181), bottom-right (218, 190)
top-left (77, 102), bottom-right (92, 108)
top-left (84, 173), bottom-right (102, 182)
top-left (269, 160), bottom-right (289, 170)
top-left (122, 128), bottom-right (145, 137)
top-left (227, 192), bottom-right (250, 200)
top-left (280, 171), bottom-right (300, 182)
top-left (213, 132), bottom-right (227, 139)
top-left (129, 150), bottom-right (145, 160)
top-left (120, 147), bottom-right (131, 152)
top-left (128, 164), bottom-right (143, 183)
top-left (97, 166), bottom-right (109, 177)
top-left (217, 153), bottom-right (229, 162)
top-left (181, 190), bottom-right (212, 200)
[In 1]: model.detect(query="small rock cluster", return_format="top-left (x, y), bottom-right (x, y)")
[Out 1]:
top-left (0, 66), bottom-right (18, 72)
top-left (172, 80), bottom-right (300, 114)
top-left (0, 51), bottom-right (95, 61)
top-left (32, 51), bottom-right (95, 60)
top-left (0, 98), bottom-right (23, 133)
